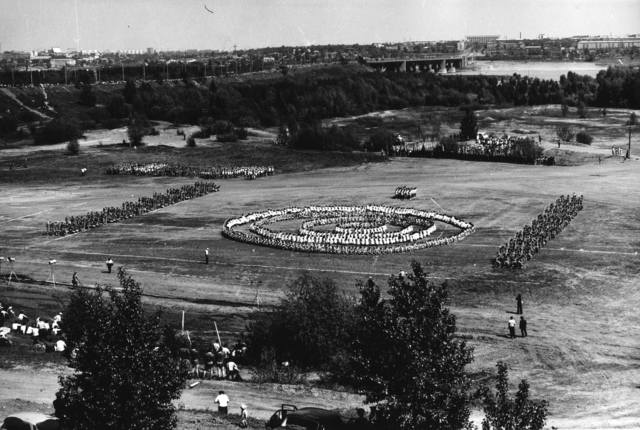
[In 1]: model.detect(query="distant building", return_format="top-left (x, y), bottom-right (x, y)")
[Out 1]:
top-left (577, 37), bottom-right (640, 50)
top-left (466, 35), bottom-right (500, 46)
top-left (50, 58), bottom-right (76, 69)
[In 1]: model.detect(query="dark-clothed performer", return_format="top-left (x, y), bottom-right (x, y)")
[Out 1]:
top-left (520, 316), bottom-right (528, 337)
top-left (516, 294), bottom-right (523, 314)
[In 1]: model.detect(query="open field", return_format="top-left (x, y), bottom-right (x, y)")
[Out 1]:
top-left (1, 107), bottom-right (640, 428)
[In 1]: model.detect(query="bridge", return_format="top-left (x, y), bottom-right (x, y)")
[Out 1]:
top-left (363, 54), bottom-right (469, 73)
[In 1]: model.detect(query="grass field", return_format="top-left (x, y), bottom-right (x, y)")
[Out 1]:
top-left (1, 107), bottom-right (639, 429)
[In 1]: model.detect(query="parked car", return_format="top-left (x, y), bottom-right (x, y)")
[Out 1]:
top-left (266, 404), bottom-right (348, 430)
top-left (1, 412), bottom-right (59, 430)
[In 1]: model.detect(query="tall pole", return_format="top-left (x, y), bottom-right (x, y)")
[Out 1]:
top-left (627, 127), bottom-right (632, 159)
top-left (213, 321), bottom-right (222, 346)
top-left (142, 63), bottom-right (145, 81)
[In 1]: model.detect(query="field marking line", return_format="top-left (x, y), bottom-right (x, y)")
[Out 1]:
top-left (2, 245), bottom-right (544, 285)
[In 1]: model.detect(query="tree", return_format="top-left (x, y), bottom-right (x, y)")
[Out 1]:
top-left (245, 273), bottom-right (355, 370)
top-left (560, 103), bottom-right (569, 117)
top-left (54, 269), bottom-right (188, 430)
top-left (349, 262), bottom-right (474, 430)
top-left (78, 83), bottom-right (96, 107)
top-left (480, 362), bottom-right (548, 430)
top-left (66, 139), bottom-right (80, 155)
top-left (127, 115), bottom-right (149, 146)
top-left (556, 125), bottom-right (574, 143)
top-left (460, 108), bottom-right (478, 140)
top-left (629, 112), bottom-right (638, 126)
top-left (577, 101), bottom-right (587, 118)
top-left (123, 79), bottom-right (137, 104)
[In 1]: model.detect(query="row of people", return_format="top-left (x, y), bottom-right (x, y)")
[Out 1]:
top-left (494, 194), bottom-right (584, 268)
top-left (44, 181), bottom-right (220, 236)
top-left (393, 186), bottom-right (417, 199)
top-left (473, 133), bottom-right (536, 156)
top-left (106, 162), bottom-right (275, 180)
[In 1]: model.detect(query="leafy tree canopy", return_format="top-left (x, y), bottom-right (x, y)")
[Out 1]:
top-left (54, 269), bottom-right (188, 430)
top-left (349, 261), bottom-right (474, 430)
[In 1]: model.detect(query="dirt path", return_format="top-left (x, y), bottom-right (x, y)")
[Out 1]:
top-left (0, 88), bottom-right (50, 120)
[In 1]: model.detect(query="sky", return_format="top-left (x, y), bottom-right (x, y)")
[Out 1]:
top-left (0, 0), bottom-right (639, 52)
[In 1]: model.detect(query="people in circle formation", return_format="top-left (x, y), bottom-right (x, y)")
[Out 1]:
top-left (106, 162), bottom-right (275, 180)
top-left (494, 194), bottom-right (584, 269)
top-left (393, 185), bottom-right (417, 199)
top-left (44, 181), bottom-right (219, 236)
top-left (224, 205), bottom-right (475, 255)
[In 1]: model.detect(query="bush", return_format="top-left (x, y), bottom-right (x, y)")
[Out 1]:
top-left (576, 131), bottom-right (593, 145)
top-left (556, 125), bottom-right (574, 142)
top-left (364, 129), bottom-right (396, 152)
top-left (66, 139), bottom-right (80, 155)
top-left (216, 131), bottom-right (239, 142)
top-left (186, 136), bottom-right (196, 147)
top-left (577, 101), bottom-right (587, 118)
top-left (460, 108), bottom-right (479, 140)
top-left (33, 118), bottom-right (83, 145)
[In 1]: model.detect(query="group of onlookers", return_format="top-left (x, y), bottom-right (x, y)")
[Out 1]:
top-left (494, 194), bottom-right (584, 268)
top-left (106, 162), bottom-right (275, 180)
top-left (0, 301), bottom-right (66, 352)
top-left (44, 181), bottom-right (220, 236)
top-left (184, 341), bottom-right (247, 381)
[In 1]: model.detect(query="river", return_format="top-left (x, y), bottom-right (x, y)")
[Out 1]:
top-left (455, 60), bottom-right (608, 81)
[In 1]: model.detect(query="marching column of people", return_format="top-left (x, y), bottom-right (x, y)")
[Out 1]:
top-left (393, 185), bottom-right (417, 199)
top-left (106, 162), bottom-right (275, 180)
top-left (494, 194), bottom-right (583, 269)
top-left (44, 181), bottom-right (220, 236)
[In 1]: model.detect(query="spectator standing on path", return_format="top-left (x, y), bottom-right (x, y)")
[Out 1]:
top-left (516, 294), bottom-right (523, 314)
top-left (71, 272), bottom-right (80, 288)
top-left (205, 248), bottom-right (209, 265)
top-left (106, 257), bottom-right (114, 273)
top-left (520, 316), bottom-right (528, 337)
top-left (239, 404), bottom-right (248, 428)
top-left (508, 316), bottom-right (516, 339)
top-left (215, 390), bottom-right (229, 415)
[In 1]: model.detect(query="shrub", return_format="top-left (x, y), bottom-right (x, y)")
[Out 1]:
top-left (0, 115), bottom-right (18, 134)
top-left (364, 129), bottom-right (396, 152)
top-left (561, 103), bottom-right (569, 117)
top-left (66, 139), bottom-right (80, 155)
top-left (577, 101), bottom-right (587, 118)
top-left (576, 131), bottom-right (593, 145)
top-left (460, 108), bottom-right (479, 140)
top-left (556, 125), bottom-right (574, 142)
top-left (186, 136), bottom-right (196, 147)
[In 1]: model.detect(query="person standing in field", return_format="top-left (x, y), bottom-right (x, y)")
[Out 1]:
top-left (520, 316), bottom-right (528, 337)
top-left (106, 257), bottom-right (114, 273)
top-left (516, 294), bottom-right (523, 314)
top-left (239, 404), bottom-right (248, 428)
top-left (205, 248), bottom-right (209, 265)
top-left (214, 390), bottom-right (229, 415)
top-left (508, 316), bottom-right (516, 339)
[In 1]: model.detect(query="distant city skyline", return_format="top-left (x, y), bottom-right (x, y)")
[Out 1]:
top-left (1, 0), bottom-right (639, 52)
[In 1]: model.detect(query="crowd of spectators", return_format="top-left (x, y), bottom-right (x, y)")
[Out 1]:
top-left (494, 194), bottom-right (584, 269)
top-left (223, 205), bottom-right (475, 255)
top-left (106, 162), bottom-right (275, 180)
top-left (393, 186), bottom-right (417, 199)
top-left (44, 181), bottom-right (219, 236)
top-left (0, 301), bottom-right (66, 352)
top-left (182, 340), bottom-right (247, 381)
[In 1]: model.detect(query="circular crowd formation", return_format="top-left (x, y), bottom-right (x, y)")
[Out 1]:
top-left (222, 205), bottom-right (475, 255)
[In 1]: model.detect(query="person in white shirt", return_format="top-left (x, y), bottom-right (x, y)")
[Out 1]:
top-left (214, 390), bottom-right (229, 415)
top-left (55, 339), bottom-right (67, 352)
top-left (227, 360), bottom-right (241, 381)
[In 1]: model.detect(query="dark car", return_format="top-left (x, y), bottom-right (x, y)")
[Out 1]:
top-left (266, 404), bottom-right (348, 430)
